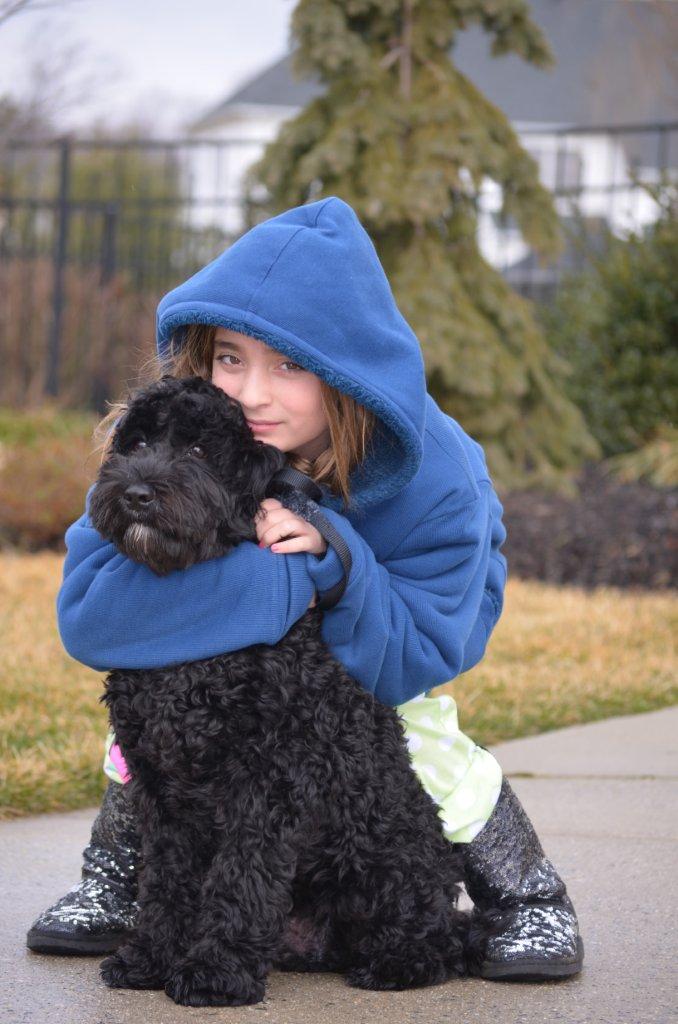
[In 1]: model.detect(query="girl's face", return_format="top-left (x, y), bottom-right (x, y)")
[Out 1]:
top-left (211, 327), bottom-right (331, 460)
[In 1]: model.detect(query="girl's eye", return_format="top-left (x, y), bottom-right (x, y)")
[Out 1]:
top-left (215, 354), bottom-right (303, 372)
top-left (189, 444), bottom-right (206, 458)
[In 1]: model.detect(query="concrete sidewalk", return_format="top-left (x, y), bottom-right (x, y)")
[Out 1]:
top-left (1, 707), bottom-right (677, 1024)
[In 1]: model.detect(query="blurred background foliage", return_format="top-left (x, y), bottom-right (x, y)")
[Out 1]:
top-left (0, 0), bottom-right (674, 560)
top-left (539, 184), bottom-right (677, 482)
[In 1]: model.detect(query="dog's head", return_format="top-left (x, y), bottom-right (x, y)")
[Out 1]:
top-left (89, 375), bottom-right (286, 574)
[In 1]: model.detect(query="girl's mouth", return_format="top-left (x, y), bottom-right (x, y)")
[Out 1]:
top-left (247, 421), bottom-right (280, 431)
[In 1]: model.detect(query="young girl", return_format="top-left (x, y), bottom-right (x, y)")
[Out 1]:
top-left (27, 196), bottom-right (583, 980)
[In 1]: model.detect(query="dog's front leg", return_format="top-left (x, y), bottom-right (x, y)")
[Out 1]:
top-left (165, 820), bottom-right (298, 1007)
top-left (101, 806), bottom-right (202, 990)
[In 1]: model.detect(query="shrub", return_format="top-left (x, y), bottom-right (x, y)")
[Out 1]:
top-left (0, 408), bottom-right (97, 549)
top-left (539, 186), bottom-right (678, 458)
top-left (0, 405), bottom-right (96, 445)
top-left (0, 257), bottom-right (156, 411)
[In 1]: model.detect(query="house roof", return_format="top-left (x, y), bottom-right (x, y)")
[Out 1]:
top-left (193, 0), bottom-right (677, 135)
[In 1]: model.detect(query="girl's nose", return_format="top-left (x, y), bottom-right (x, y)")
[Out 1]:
top-left (238, 369), bottom-right (272, 406)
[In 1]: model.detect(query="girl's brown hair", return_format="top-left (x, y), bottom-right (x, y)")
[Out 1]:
top-left (93, 323), bottom-right (378, 511)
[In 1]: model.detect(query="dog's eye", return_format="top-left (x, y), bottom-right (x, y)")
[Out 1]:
top-left (189, 445), bottom-right (206, 458)
top-left (130, 439), bottom-right (147, 452)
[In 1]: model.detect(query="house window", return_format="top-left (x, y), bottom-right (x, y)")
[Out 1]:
top-left (555, 149), bottom-right (583, 191)
top-left (522, 145), bottom-right (584, 192)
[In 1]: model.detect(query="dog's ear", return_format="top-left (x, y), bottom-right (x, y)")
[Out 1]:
top-left (243, 443), bottom-right (288, 502)
top-left (107, 406), bottom-right (134, 453)
top-left (110, 377), bottom-right (185, 449)
top-left (212, 447), bottom-right (282, 549)
top-left (223, 442), bottom-right (287, 542)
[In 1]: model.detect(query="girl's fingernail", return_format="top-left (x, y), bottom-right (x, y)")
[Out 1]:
top-left (271, 544), bottom-right (280, 552)
top-left (259, 542), bottom-right (266, 548)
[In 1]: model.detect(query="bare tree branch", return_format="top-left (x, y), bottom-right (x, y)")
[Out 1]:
top-left (0, 24), bottom-right (121, 141)
top-left (0, 0), bottom-right (80, 29)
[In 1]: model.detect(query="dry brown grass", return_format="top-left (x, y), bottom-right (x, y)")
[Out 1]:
top-left (1, 551), bottom-right (676, 819)
top-left (434, 577), bottom-right (678, 743)
top-left (0, 551), bottom-right (107, 819)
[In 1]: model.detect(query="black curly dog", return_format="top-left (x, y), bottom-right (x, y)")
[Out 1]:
top-left (90, 375), bottom-right (469, 1007)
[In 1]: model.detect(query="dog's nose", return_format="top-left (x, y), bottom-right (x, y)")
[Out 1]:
top-left (124, 483), bottom-right (156, 510)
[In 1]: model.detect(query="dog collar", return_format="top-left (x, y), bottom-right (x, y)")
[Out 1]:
top-left (268, 465), bottom-right (324, 503)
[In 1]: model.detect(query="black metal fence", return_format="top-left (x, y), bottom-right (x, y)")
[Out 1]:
top-left (0, 122), bottom-right (675, 410)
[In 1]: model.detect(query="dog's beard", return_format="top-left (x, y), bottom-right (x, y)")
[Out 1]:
top-left (108, 506), bottom-right (228, 575)
top-left (122, 521), bottom-right (187, 573)
top-left (95, 495), bottom-right (231, 575)
top-left (124, 521), bottom-right (160, 556)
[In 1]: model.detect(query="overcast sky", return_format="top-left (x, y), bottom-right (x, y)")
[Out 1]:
top-left (0, 0), bottom-right (295, 133)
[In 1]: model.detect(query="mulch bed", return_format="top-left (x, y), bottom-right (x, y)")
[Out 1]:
top-left (500, 462), bottom-right (677, 591)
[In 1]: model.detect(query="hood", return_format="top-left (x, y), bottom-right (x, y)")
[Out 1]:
top-left (156, 196), bottom-right (427, 515)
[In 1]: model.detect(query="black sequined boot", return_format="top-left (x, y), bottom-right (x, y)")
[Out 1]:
top-left (26, 781), bottom-right (140, 955)
top-left (462, 777), bottom-right (584, 981)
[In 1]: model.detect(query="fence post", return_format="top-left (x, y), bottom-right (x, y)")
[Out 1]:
top-left (88, 201), bottom-right (120, 412)
top-left (100, 201), bottom-right (118, 284)
top-left (45, 135), bottom-right (72, 399)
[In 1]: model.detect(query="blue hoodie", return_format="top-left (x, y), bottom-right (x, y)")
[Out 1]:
top-left (57, 196), bottom-right (507, 706)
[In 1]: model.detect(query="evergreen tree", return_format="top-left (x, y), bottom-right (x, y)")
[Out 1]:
top-left (243, 0), bottom-right (599, 490)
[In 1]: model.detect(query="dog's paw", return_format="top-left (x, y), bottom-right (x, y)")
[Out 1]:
top-left (165, 960), bottom-right (265, 1007)
top-left (346, 959), bottom-right (449, 991)
top-left (346, 964), bottom-right (402, 991)
top-left (100, 945), bottom-right (166, 990)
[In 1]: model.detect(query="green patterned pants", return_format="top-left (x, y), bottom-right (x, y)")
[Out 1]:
top-left (103, 691), bottom-right (502, 844)
top-left (396, 692), bottom-right (502, 842)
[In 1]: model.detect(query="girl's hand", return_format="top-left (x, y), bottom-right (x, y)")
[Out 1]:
top-left (255, 498), bottom-right (328, 558)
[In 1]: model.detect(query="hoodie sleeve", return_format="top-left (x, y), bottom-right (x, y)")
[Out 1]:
top-left (57, 483), bottom-right (506, 706)
top-left (56, 488), bottom-right (318, 672)
top-left (305, 483), bottom-right (507, 705)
